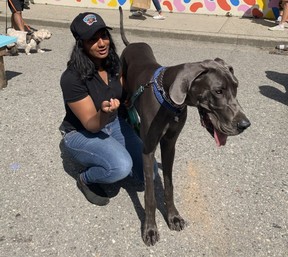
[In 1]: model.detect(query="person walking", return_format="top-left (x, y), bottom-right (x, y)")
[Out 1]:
top-left (151, 0), bottom-right (165, 20)
top-left (132, 0), bottom-right (165, 20)
top-left (59, 12), bottom-right (151, 206)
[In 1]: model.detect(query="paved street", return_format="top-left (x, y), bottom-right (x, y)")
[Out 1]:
top-left (0, 23), bottom-right (287, 257)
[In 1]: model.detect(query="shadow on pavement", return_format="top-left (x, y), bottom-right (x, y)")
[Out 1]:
top-left (249, 16), bottom-right (275, 29)
top-left (58, 139), bottom-right (167, 228)
top-left (6, 70), bottom-right (22, 80)
top-left (259, 71), bottom-right (288, 106)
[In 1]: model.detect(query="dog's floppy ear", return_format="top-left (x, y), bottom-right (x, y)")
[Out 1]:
top-left (168, 63), bottom-right (207, 105)
top-left (214, 57), bottom-right (234, 74)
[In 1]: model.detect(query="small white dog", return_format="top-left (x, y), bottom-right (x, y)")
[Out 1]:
top-left (6, 28), bottom-right (52, 55)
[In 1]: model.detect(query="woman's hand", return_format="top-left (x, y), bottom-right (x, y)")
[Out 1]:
top-left (101, 98), bottom-right (120, 113)
top-left (68, 96), bottom-right (120, 133)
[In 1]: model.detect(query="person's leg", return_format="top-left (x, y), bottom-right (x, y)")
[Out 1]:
top-left (152, 0), bottom-right (162, 13)
top-left (152, 0), bottom-right (165, 20)
top-left (63, 129), bottom-right (133, 185)
top-left (277, 0), bottom-right (283, 22)
top-left (281, 1), bottom-right (288, 23)
top-left (270, 0), bottom-right (288, 30)
top-left (277, 10), bottom-right (283, 23)
top-left (11, 12), bottom-right (25, 30)
top-left (8, 0), bottom-right (25, 31)
top-left (116, 117), bottom-right (158, 183)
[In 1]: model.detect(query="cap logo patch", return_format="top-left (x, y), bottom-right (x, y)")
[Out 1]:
top-left (83, 14), bottom-right (97, 26)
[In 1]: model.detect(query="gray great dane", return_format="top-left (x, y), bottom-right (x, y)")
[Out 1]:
top-left (119, 7), bottom-right (250, 246)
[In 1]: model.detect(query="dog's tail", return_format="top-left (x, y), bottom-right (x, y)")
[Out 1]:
top-left (119, 6), bottom-right (130, 46)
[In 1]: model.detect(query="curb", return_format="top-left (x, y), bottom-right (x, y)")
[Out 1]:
top-left (0, 16), bottom-right (284, 49)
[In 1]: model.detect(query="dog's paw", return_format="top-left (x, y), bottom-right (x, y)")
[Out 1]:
top-left (168, 214), bottom-right (186, 231)
top-left (37, 49), bottom-right (45, 53)
top-left (142, 224), bottom-right (160, 246)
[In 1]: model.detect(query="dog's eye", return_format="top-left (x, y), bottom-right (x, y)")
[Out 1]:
top-left (215, 89), bottom-right (223, 94)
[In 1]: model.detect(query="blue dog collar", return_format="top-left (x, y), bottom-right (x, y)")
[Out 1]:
top-left (153, 66), bottom-right (184, 115)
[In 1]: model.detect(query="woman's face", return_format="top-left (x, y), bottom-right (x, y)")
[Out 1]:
top-left (83, 29), bottom-right (110, 61)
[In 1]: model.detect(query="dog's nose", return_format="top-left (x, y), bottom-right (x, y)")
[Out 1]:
top-left (237, 119), bottom-right (251, 130)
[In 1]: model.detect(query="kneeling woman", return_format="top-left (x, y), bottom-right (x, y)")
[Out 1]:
top-left (60, 12), bottom-right (146, 206)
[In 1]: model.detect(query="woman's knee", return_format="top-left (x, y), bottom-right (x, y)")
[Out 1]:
top-left (109, 157), bottom-right (133, 183)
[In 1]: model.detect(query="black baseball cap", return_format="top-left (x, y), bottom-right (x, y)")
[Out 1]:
top-left (70, 12), bottom-right (112, 40)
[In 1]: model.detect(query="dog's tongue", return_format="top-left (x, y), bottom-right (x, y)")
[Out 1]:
top-left (214, 129), bottom-right (227, 147)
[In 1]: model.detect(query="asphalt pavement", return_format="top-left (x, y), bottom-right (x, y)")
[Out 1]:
top-left (1, 1), bottom-right (288, 48)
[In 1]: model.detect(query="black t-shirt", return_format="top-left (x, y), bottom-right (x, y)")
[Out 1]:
top-left (60, 67), bottom-right (123, 132)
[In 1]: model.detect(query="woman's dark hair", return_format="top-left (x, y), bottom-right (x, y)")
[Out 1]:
top-left (67, 29), bottom-right (120, 81)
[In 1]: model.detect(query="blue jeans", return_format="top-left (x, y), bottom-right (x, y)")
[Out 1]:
top-left (63, 117), bottom-right (145, 184)
top-left (152, 0), bottom-right (162, 12)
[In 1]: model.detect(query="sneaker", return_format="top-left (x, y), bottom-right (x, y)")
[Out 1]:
top-left (153, 15), bottom-right (165, 20)
top-left (268, 24), bottom-right (285, 31)
top-left (131, 10), bottom-right (143, 17)
top-left (76, 176), bottom-right (109, 206)
top-left (276, 16), bottom-right (282, 24)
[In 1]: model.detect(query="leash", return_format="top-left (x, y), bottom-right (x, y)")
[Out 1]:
top-left (126, 81), bottom-right (153, 134)
top-left (128, 81), bottom-right (153, 107)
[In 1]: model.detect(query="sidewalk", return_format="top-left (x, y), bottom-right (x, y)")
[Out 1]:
top-left (1, 2), bottom-right (288, 48)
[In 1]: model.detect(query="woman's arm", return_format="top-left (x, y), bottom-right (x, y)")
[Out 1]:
top-left (68, 95), bottom-right (120, 133)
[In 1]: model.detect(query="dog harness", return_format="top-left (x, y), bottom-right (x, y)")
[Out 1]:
top-left (25, 32), bottom-right (41, 45)
top-left (128, 66), bottom-right (186, 113)
top-left (127, 66), bottom-right (186, 129)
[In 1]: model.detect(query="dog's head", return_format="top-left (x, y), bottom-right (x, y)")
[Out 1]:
top-left (168, 58), bottom-right (250, 146)
top-left (33, 29), bottom-right (52, 41)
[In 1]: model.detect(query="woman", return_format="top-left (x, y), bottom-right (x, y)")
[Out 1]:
top-left (60, 12), bottom-right (145, 206)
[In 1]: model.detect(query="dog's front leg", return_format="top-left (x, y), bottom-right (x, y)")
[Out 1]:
top-left (36, 44), bottom-right (44, 53)
top-left (142, 152), bottom-right (159, 246)
top-left (160, 135), bottom-right (186, 231)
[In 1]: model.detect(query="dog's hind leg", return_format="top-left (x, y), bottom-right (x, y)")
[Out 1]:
top-left (25, 45), bottom-right (32, 55)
